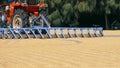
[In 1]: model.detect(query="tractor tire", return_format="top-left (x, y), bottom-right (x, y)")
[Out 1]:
top-left (34, 19), bottom-right (47, 34)
top-left (40, 10), bottom-right (50, 27)
top-left (12, 9), bottom-right (28, 28)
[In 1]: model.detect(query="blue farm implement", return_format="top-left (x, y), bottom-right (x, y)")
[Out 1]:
top-left (0, 27), bottom-right (103, 39)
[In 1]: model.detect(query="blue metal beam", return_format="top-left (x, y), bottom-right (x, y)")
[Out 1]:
top-left (0, 27), bottom-right (104, 39)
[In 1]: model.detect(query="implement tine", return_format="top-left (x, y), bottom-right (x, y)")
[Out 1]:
top-left (87, 28), bottom-right (93, 37)
top-left (6, 33), bottom-right (10, 39)
top-left (0, 29), bottom-right (4, 39)
top-left (17, 29), bottom-right (23, 39)
top-left (3, 29), bottom-right (10, 39)
top-left (60, 28), bottom-right (66, 38)
top-left (53, 28), bottom-right (60, 38)
top-left (9, 28), bottom-right (17, 39)
top-left (79, 28), bottom-right (86, 38)
top-left (45, 28), bottom-right (52, 38)
top-left (37, 28), bottom-right (44, 39)
top-left (23, 29), bottom-right (30, 39)
top-left (73, 28), bottom-right (79, 38)
top-left (98, 28), bottom-right (104, 36)
top-left (30, 29), bottom-right (37, 38)
top-left (67, 28), bottom-right (73, 38)
top-left (93, 28), bottom-right (99, 37)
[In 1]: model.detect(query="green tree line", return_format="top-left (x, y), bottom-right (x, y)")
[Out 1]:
top-left (0, 0), bottom-right (120, 29)
top-left (45, 0), bottom-right (120, 29)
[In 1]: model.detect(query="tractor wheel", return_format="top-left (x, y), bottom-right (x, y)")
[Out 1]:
top-left (12, 9), bottom-right (28, 28)
top-left (34, 19), bottom-right (47, 34)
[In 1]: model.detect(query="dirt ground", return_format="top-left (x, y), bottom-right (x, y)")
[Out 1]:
top-left (0, 30), bottom-right (120, 68)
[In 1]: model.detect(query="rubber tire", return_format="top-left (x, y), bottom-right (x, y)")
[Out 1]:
top-left (12, 9), bottom-right (28, 28)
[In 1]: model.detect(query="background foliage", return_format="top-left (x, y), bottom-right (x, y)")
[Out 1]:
top-left (0, 0), bottom-right (120, 29)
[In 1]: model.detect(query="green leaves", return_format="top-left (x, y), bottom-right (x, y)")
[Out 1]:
top-left (44, 0), bottom-right (98, 26)
top-left (63, 3), bottom-right (73, 12)
top-left (78, 2), bottom-right (89, 12)
top-left (63, 3), bottom-right (73, 15)
top-left (75, 0), bottom-right (96, 13)
top-left (48, 10), bottom-right (62, 26)
top-left (0, 0), bottom-right (8, 4)
top-left (50, 2), bottom-right (55, 8)
top-left (52, 18), bottom-right (61, 26)
top-left (95, 0), bottom-right (120, 15)
top-left (51, 10), bottom-right (60, 20)
top-left (105, 7), bottom-right (111, 14)
top-left (53, 0), bottom-right (61, 4)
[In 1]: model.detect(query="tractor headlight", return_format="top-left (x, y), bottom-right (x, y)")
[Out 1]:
top-left (5, 6), bottom-right (10, 11)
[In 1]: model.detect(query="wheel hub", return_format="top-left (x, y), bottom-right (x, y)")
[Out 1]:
top-left (13, 15), bottom-right (22, 28)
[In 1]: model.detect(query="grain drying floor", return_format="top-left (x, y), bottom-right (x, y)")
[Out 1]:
top-left (0, 30), bottom-right (120, 68)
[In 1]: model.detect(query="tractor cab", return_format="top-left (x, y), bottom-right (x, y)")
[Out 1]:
top-left (0, 0), bottom-right (49, 29)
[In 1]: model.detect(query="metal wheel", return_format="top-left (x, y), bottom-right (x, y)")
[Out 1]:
top-left (12, 9), bottom-right (28, 28)
top-left (12, 15), bottom-right (23, 28)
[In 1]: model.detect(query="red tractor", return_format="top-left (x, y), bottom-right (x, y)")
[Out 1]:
top-left (0, 0), bottom-right (50, 28)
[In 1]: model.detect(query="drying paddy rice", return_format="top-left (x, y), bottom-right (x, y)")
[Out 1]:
top-left (0, 30), bottom-right (120, 68)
